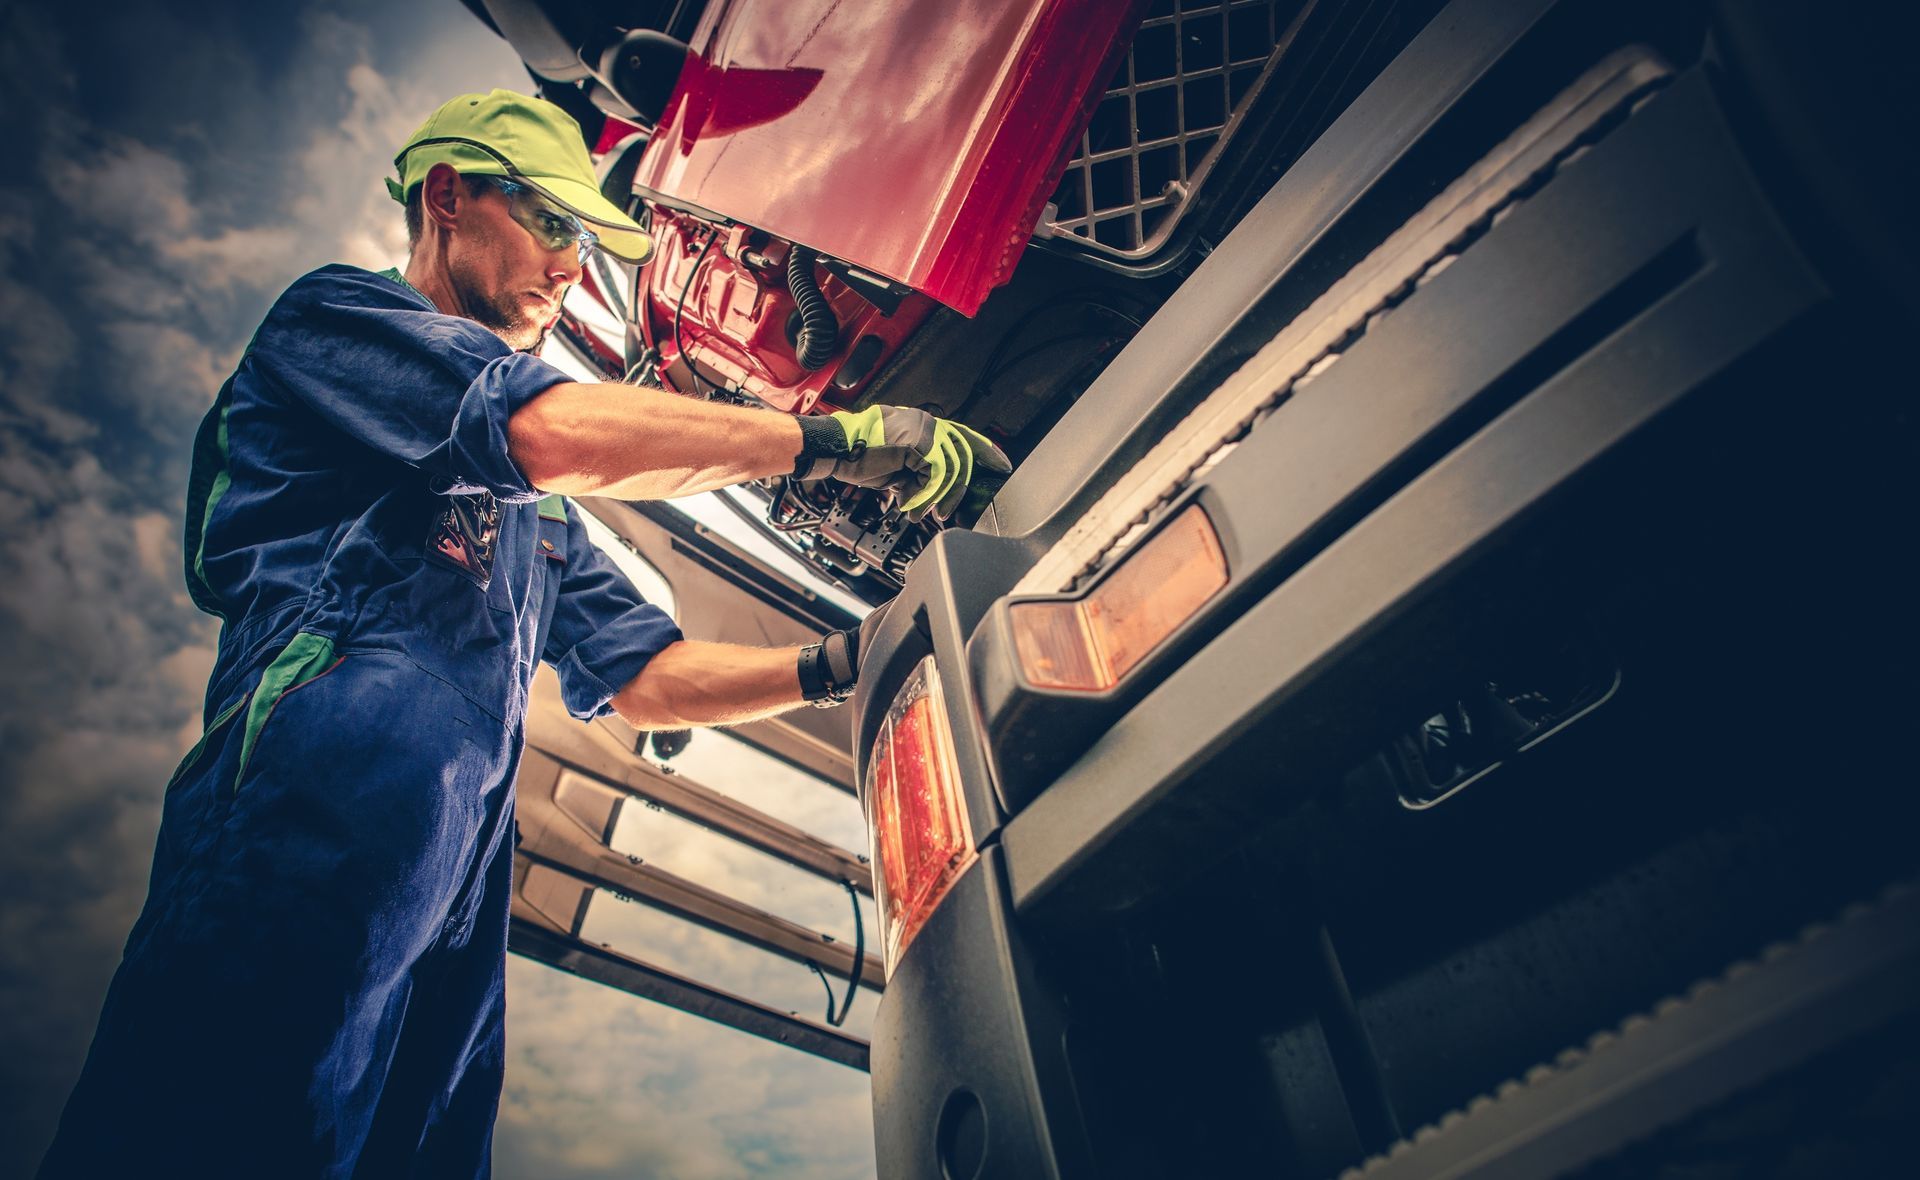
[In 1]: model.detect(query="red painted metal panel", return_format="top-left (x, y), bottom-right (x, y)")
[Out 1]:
top-left (633, 0), bottom-right (1143, 316)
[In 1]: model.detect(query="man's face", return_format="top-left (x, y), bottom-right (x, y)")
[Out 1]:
top-left (443, 178), bottom-right (584, 352)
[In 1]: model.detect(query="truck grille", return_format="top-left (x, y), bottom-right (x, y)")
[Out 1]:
top-left (1043, 0), bottom-right (1312, 259)
top-left (1015, 48), bottom-right (1675, 596)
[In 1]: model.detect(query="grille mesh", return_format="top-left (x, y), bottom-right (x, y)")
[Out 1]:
top-left (1044, 0), bottom-right (1309, 259)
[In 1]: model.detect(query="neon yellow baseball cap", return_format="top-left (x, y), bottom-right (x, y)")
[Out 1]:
top-left (388, 89), bottom-right (653, 263)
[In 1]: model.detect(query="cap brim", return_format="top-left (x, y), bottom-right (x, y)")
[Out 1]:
top-left (527, 174), bottom-right (655, 264)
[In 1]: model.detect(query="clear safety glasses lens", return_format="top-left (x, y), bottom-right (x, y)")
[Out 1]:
top-left (490, 178), bottom-right (600, 263)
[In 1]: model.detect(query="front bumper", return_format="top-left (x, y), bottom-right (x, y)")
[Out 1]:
top-left (853, 0), bottom-right (1919, 1174)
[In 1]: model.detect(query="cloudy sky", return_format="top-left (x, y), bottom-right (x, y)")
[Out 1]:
top-left (0, 2), bottom-right (875, 1176)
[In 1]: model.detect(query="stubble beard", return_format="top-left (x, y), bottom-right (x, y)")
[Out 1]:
top-left (449, 259), bottom-right (544, 353)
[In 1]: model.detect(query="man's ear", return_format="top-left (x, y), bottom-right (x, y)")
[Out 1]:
top-left (421, 163), bottom-right (465, 236)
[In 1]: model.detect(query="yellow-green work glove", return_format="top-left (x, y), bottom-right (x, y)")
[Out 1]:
top-left (794, 406), bottom-right (1012, 521)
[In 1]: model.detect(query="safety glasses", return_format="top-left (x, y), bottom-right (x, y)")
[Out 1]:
top-left (470, 174), bottom-right (601, 264)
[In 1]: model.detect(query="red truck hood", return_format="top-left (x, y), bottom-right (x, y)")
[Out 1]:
top-left (632, 0), bottom-right (1142, 317)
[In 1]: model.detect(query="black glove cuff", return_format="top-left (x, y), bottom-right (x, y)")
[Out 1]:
top-left (793, 414), bottom-right (852, 476)
top-left (798, 629), bottom-right (859, 705)
top-left (797, 642), bottom-right (831, 701)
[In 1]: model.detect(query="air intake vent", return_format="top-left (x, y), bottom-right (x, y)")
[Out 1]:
top-left (1043, 0), bottom-right (1311, 259)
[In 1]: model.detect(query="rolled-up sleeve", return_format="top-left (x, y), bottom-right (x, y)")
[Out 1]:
top-left (543, 505), bottom-right (684, 720)
top-left (248, 266), bottom-right (568, 503)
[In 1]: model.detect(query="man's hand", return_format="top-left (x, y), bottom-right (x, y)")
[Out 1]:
top-left (794, 407), bottom-right (1012, 521)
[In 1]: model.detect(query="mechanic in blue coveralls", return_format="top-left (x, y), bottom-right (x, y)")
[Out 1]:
top-left (39, 90), bottom-right (1007, 1179)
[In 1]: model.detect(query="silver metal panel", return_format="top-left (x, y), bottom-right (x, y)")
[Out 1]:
top-left (516, 748), bottom-right (883, 984)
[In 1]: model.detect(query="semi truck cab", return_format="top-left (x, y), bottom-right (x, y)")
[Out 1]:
top-left (468, 0), bottom-right (1920, 1174)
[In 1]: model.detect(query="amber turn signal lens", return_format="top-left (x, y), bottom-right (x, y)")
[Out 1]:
top-left (1009, 505), bottom-right (1228, 692)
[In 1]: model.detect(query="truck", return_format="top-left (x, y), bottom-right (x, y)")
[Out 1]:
top-left (469, 0), bottom-right (1920, 1175)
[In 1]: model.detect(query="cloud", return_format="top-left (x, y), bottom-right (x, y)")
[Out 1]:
top-left (44, 137), bottom-right (196, 245)
top-left (497, 958), bottom-right (875, 1180)
top-left (0, 278), bottom-right (78, 386)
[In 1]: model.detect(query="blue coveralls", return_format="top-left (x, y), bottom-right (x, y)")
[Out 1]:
top-left (39, 265), bottom-right (682, 1178)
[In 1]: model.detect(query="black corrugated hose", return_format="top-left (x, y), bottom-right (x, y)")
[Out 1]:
top-left (786, 245), bottom-right (838, 370)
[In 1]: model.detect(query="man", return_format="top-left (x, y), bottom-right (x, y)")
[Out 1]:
top-left (40, 90), bottom-right (1007, 1178)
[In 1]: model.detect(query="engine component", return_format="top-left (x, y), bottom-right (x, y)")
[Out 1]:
top-left (641, 208), bottom-right (934, 413)
top-left (787, 246), bottom-right (840, 370)
top-left (765, 479), bottom-right (933, 590)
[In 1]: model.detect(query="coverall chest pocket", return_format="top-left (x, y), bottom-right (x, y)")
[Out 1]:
top-left (424, 492), bottom-right (503, 592)
top-left (406, 491), bottom-right (516, 621)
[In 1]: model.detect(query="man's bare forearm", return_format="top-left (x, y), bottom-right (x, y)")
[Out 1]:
top-left (509, 381), bottom-right (805, 500)
top-left (610, 640), bottom-right (809, 730)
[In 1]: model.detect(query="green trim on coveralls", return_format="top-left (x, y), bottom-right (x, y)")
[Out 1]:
top-left (235, 633), bottom-right (338, 793)
top-left (183, 377), bottom-right (236, 619)
top-left (377, 267), bottom-right (424, 300)
top-left (165, 691), bottom-right (252, 792)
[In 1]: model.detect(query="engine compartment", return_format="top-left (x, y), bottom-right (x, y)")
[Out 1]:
top-left (506, 0), bottom-right (1435, 605)
top-left (553, 206), bottom-right (1174, 601)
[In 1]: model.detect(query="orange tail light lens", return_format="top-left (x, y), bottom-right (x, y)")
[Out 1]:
top-left (1009, 504), bottom-right (1229, 692)
top-left (866, 658), bottom-right (975, 976)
